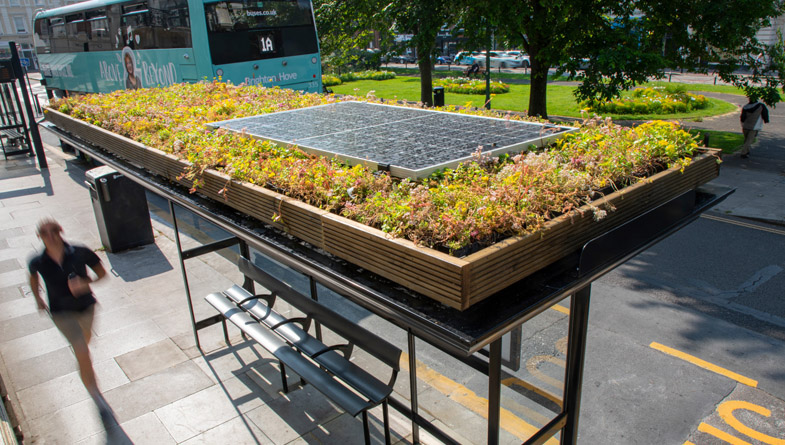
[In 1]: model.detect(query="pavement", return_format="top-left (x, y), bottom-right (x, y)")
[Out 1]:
top-left (680, 92), bottom-right (785, 225)
top-left (0, 139), bottom-right (457, 444)
top-left (0, 79), bottom-right (783, 445)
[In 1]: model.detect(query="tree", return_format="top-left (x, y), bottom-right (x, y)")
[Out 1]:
top-left (313, 0), bottom-right (391, 73)
top-left (455, 1), bottom-right (626, 118)
top-left (461, 0), bottom-right (784, 118)
top-left (378, 0), bottom-right (454, 105)
top-left (566, 1), bottom-right (785, 107)
top-left (314, 0), bottom-right (454, 105)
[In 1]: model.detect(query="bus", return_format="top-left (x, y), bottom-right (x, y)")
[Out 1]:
top-left (33, 0), bottom-right (322, 97)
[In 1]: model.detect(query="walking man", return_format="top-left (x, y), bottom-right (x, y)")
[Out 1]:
top-left (739, 95), bottom-right (770, 158)
top-left (27, 219), bottom-right (114, 426)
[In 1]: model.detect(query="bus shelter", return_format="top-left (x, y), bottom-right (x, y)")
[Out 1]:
top-left (48, 123), bottom-right (731, 444)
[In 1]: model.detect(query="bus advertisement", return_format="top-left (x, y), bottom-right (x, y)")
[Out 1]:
top-left (33, 0), bottom-right (322, 96)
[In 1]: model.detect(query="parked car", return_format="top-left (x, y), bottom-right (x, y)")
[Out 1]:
top-left (503, 51), bottom-right (531, 68)
top-left (385, 54), bottom-right (416, 64)
top-left (472, 52), bottom-right (523, 69)
top-left (436, 55), bottom-right (452, 64)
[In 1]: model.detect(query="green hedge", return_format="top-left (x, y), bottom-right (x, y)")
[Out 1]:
top-left (434, 77), bottom-right (511, 94)
top-left (588, 85), bottom-right (710, 115)
top-left (322, 75), bottom-right (342, 87)
top-left (338, 70), bottom-right (396, 82)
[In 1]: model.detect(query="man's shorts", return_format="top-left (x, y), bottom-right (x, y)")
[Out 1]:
top-left (51, 305), bottom-right (95, 351)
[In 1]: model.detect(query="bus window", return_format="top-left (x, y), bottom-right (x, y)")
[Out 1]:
top-left (121, 2), bottom-right (152, 48)
top-left (49, 18), bottom-right (68, 54)
top-left (121, 0), bottom-right (191, 49)
top-left (86, 9), bottom-right (111, 51)
top-left (65, 13), bottom-right (90, 52)
top-left (149, 0), bottom-right (191, 48)
top-left (204, 0), bottom-right (318, 65)
top-left (34, 18), bottom-right (51, 54)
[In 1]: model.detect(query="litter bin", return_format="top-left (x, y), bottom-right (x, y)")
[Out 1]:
top-left (86, 166), bottom-right (154, 253)
top-left (433, 86), bottom-right (445, 107)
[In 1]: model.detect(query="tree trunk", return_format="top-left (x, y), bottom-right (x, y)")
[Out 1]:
top-left (528, 51), bottom-right (549, 119)
top-left (418, 45), bottom-right (434, 106)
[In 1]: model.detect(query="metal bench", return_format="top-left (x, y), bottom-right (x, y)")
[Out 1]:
top-left (205, 257), bottom-right (402, 444)
top-left (0, 128), bottom-right (24, 144)
top-left (0, 127), bottom-right (27, 159)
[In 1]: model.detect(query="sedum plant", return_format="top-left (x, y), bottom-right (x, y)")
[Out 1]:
top-left (53, 81), bottom-right (702, 255)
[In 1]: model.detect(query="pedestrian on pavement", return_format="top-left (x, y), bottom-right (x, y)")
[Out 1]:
top-left (466, 61), bottom-right (481, 78)
top-left (27, 219), bottom-right (114, 427)
top-left (739, 95), bottom-right (770, 158)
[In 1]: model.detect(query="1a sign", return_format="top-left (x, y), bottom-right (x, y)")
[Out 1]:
top-left (19, 57), bottom-right (30, 68)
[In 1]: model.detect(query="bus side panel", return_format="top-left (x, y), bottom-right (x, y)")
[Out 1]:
top-left (185, 0), bottom-right (214, 82)
top-left (39, 48), bottom-right (197, 94)
top-left (216, 53), bottom-right (322, 93)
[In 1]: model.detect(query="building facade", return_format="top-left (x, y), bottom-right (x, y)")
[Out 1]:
top-left (0, 0), bottom-right (71, 69)
top-left (758, 14), bottom-right (785, 48)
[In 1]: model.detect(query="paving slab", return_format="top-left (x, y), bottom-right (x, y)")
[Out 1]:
top-left (154, 384), bottom-right (248, 442)
top-left (242, 384), bottom-right (344, 445)
top-left (103, 360), bottom-right (214, 424)
top-left (115, 338), bottom-right (189, 382)
top-left (0, 309), bottom-right (53, 343)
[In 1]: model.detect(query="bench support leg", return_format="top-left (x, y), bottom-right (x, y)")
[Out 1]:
top-left (383, 400), bottom-right (391, 445)
top-left (362, 411), bottom-right (371, 445)
top-left (221, 319), bottom-right (230, 345)
top-left (279, 362), bottom-right (290, 393)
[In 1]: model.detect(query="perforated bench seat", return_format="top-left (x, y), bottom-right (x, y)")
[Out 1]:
top-left (204, 256), bottom-right (403, 444)
top-left (205, 292), bottom-right (371, 417)
top-left (222, 284), bottom-right (394, 406)
top-left (0, 129), bottom-right (24, 140)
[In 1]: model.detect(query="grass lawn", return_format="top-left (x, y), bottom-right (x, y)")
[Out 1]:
top-left (687, 129), bottom-right (744, 154)
top-left (330, 77), bottom-right (738, 120)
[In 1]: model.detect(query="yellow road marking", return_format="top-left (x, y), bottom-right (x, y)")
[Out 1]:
top-left (400, 353), bottom-right (559, 444)
top-left (649, 342), bottom-right (758, 387)
top-left (526, 355), bottom-right (566, 389)
top-left (718, 401), bottom-right (785, 445)
top-left (698, 422), bottom-right (751, 445)
top-left (501, 377), bottom-right (562, 408)
top-left (551, 304), bottom-right (570, 315)
top-left (683, 441), bottom-right (696, 445)
top-left (701, 214), bottom-right (785, 236)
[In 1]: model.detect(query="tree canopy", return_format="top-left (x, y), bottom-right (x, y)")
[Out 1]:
top-left (314, 0), bottom-right (785, 117)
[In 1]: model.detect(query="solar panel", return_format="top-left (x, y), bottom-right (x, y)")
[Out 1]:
top-left (208, 101), bottom-right (576, 179)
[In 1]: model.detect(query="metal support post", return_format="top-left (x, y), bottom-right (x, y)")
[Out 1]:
top-left (488, 338), bottom-right (502, 444)
top-left (169, 200), bottom-right (201, 351)
top-left (408, 331), bottom-right (420, 444)
top-left (8, 42), bottom-right (46, 168)
top-left (561, 285), bottom-right (591, 444)
top-left (309, 276), bottom-right (323, 341)
top-left (239, 241), bottom-right (254, 293)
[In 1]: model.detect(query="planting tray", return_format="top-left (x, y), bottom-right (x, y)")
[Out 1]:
top-left (45, 108), bottom-right (721, 310)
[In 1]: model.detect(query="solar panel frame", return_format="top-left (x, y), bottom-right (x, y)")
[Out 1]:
top-left (208, 101), bottom-right (577, 179)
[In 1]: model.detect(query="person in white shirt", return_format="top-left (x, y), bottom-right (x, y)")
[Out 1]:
top-left (739, 96), bottom-right (770, 158)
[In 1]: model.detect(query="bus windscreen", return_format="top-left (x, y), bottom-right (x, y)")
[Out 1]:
top-left (205, 0), bottom-right (318, 65)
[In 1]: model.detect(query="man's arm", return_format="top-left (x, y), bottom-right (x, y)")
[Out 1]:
top-left (88, 262), bottom-right (107, 284)
top-left (762, 105), bottom-right (770, 124)
top-left (28, 272), bottom-right (47, 312)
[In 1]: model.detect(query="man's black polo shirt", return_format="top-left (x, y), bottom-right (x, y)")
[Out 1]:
top-left (28, 243), bottom-right (101, 313)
